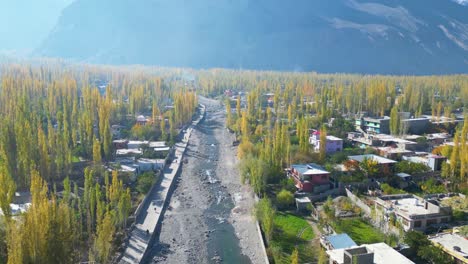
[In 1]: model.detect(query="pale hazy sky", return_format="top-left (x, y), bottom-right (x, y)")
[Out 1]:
top-left (0, 0), bottom-right (73, 51)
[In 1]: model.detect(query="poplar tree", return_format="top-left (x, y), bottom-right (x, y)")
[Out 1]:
top-left (390, 105), bottom-right (400, 135)
top-left (319, 125), bottom-right (327, 163)
top-left (93, 139), bottom-right (102, 164)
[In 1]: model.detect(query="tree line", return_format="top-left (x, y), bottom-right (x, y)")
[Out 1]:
top-left (0, 61), bottom-right (199, 263)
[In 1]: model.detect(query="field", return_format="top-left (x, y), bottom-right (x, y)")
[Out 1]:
top-left (332, 218), bottom-right (386, 245)
top-left (270, 212), bottom-right (316, 263)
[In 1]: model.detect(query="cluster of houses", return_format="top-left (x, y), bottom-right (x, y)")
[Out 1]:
top-left (111, 139), bottom-right (170, 181)
top-left (285, 112), bottom-right (467, 263)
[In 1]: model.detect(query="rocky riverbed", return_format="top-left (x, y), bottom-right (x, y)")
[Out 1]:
top-left (146, 97), bottom-right (265, 264)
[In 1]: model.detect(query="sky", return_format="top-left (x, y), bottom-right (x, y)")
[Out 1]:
top-left (0, 0), bottom-right (72, 52)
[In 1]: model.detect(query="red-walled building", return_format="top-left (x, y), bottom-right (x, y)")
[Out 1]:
top-left (286, 163), bottom-right (331, 193)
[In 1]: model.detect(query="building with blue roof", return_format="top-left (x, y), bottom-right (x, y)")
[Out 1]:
top-left (321, 233), bottom-right (357, 250)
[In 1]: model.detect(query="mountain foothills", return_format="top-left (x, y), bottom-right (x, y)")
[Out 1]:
top-left (36, 0), bottom-right (468, 74)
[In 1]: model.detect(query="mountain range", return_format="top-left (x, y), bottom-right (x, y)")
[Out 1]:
top-left (11, 0), bottom-right (468, 74)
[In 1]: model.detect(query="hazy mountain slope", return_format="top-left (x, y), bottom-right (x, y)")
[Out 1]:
top-left (0, 0), bottom-right (73, 53)
top-left (37, 0), bottom-right (468, 74)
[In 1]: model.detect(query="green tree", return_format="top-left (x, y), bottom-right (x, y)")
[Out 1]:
top-left (360, 157), bottom-right (379, 178)
top-left (390, 105), bottom-right (400, 135)
top-left (0, 168), bottom-right (16, 218)
top-left (93, 139), bottom-right (102, 164)
top-left (276, 189), bottom-right (294, 209)
top-left (319, 125), bottom-right (327, 163)
top-left (255, 198), bottom-right (275, 241)
top-left (226, 99), bottom-right (233, 127)
top-left (94, 212), bottom-right (115, 264)
top-left (290, 247), bottom-right (299, 264)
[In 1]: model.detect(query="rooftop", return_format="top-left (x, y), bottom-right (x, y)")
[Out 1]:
top-left (292, 163), bottom-right (330, 175)
top-left (376, 194), bottom-right (449, 218)
top-left (426, 133), bottom-right (450, 139)
top-left (363, 116), bottom-right (390, 122)
top-left (429, 233), bottom-right (468, 260)
top-left (348, 154), bottom-right (397, 164)
top-left (116, 149), bottom-right (142, 156)
top-left (148, 141), bottom-right (166, 148)
top-left (327, 135), bottom-right (343, 141)
top-left (295, 197), bottom-right (311, 204)
top-left (327, 243), bottom-right (414, 264)
top-left (396, 173), bottom-right (411, 179)
top-left (325, 233), bottom-right (357, 250)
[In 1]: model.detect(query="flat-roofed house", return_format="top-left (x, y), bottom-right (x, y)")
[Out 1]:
top-left (309, 131), bottom-right (343, 154)
top-left (429, 232), bottom-right (468, 264)
top-left (348, 154), bottom-right (397, 175)
top-left (375, 194), bottom-right (452, 231)
top-left (326, 242), bottom-right (414, 264)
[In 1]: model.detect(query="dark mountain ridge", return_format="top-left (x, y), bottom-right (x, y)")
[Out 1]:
top-left (37, 0), bottom-right (468, 74)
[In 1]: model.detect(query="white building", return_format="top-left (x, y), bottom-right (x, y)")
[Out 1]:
top-left (429, 232), bottom-right (468, 264)
top-left (375, 194), bottom-right (452, 231)
top-left (326, 242), bottom-right (414, 264)
top-left (309, 131), bottom-right (343, 154)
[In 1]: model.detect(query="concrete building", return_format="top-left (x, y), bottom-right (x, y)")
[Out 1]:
top-left (113, 139), bottom-right (129, 149)
top-left (309, 131), bottom-right (344, 154)
top-left (375, 194), bottom-right (452, 231)
top-left (286, 164), bottom-right (330, 193)
top-left (136, 115), bottom-right (149, 125)
top-left (402, 153), bottom-right (447, 171)
top-left (116, 148), bottom-right (142, 157)
top-left (429, 232), bottom-right (468, 264)
top-left (396, 173), bottom-right (412, 189)
top-left (356, 116), bottom-right (390, 134)
top-left (136, 158), bottom-right (165, 172)
top-left (401, 117), bottom-right (430, 135)
top-left (326, 243), bottom-right (414, 264)
top-left (426, 133), bottom-right (450, 145)
top-left (348, 154), bottom-right (397, 175)
top-left (295, 197), bottom-right (312, 212)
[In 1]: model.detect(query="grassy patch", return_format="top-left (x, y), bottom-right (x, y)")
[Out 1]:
top-left (72, 156), bottom-right (80, 162)
top-left (332, 218), bottom-right (386, 245)
top-left (269, 212), bottom-right (315, 264)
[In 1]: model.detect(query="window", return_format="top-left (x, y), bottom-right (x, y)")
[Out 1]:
top-left (414, 221), bottom-right (422, 228)
top-left (402, 218), bottom-right (409, 226)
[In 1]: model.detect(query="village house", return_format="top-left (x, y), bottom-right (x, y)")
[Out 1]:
top-left (426, 133), bottom-right (450, 145)
top-left (136, 115), bottom-right (149, 125)
top-left (400, 117), bottom-right (430, 135)
top-left (355, 116), bottom-right (390, 134)
top-left (113, 139), bottom-right (129, 149)
top-left (309, 130), bottom-right (343, 154)
top-left (402, 153), bottom-right (447, 171)
top-left (348, 154), bottom-right (397, 174)
top-left (374, 194), bottom-right (452, 231)
top-left (396, 172), bottom-right (412, 189)
top-left (286, 163), bottom-right (330, 193)
top-left (326, 242), bottom-right (414, 264)
top-left (429, 230), bottom-right (468, 264)
top-left (116, 148), bottom-right (142, 157)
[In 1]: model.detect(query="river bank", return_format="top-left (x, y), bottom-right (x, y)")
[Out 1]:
top-left (147, 97), bottom-right (265, 264)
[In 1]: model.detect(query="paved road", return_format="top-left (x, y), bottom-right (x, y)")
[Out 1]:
top-left (119, 107), bottom-right (204, 264)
